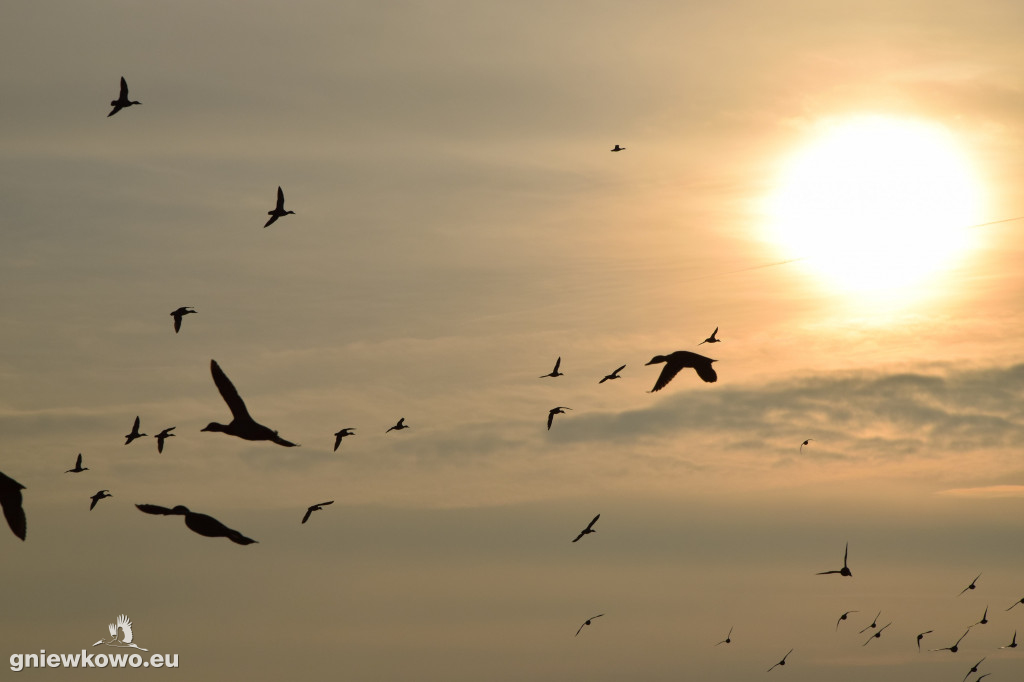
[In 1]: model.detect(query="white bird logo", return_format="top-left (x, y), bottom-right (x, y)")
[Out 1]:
top-left (92, 614), bottom-right (148, 651)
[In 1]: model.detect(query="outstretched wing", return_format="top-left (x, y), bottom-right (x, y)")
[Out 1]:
top-left (119, 77), bottom-right (129, 99)
top-left (302, 508), bottom-right (314, 524)
top-left (136, 503), bottom-right (177, 515)
top-left (276, 186), bottom-right (286, 211)
top-left (117, 614), bottom-right (134, 643)
top-left (650, 363), bottom-right (684, 392)
top-left (0, 472), bottom-right (27, 540)
top-left (210, 360), bottom-right (252, 422)
top-left (584, 514), bottom-right (600, 531)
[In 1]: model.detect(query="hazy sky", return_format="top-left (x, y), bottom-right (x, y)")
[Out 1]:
top-left (2, 1), bottom-right (1024, 680)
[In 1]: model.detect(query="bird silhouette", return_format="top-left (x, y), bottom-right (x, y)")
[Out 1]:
top-left (124, 416), bottom-right (147, 445)
top-left (333, 428), bottom-right (356, 451)
top-left (698, 327), bottom-right (721, 345)
top-left (302, 501), bottom-right (334, 524)
top-left (962, 657), bottom-right (985, 682)
top-left (800, 438), bottom-right (813, 453)
top-left (201, 360), bottom-right (297, 446)
top-left (930, 629), bottom-right (969, 653)
top-left (645, 351), bottom-right (717, 391)
top-left (108, 614), bottom-right (148, 651)
top-left (859, 611), bottom-right (882, 634)
top-left (0, 471), bottom-right (27, 540)
top-left (108, 77), bottom-right (140, 117)
top-left (264, 186), bottom-right (294, 227)
top-left (540, 356), bottom-right (564, 378)
top-left (836, 610), bottom-right (858, 631)
top-left (863, 622), bottom-right (892, 646)
top-left (170, 307), bottom-right (196, 333)
top-left (1006, 596), bottom-right (1024, 611)
top-left (65, 453), bottom-right (88, 473)
top-left (547, 406), bottom-right (571, 430)
top-left (610, 144), bottom-right (625, 152)
top-left (971, 605), bottom-right (989, 628)
top-left (715, 626), bottom-right (733, 645)
top-left (599, 365), bottom-right (626, 383)
top-left (999, 630), bottom-right (1017, 648)
top-left (767, 649), bottom-right (793, 672)
top-left (575, 614), bottom-right (603, 636)
top-left (816, 542), bottom-right (852, 577)
top-left (916, 630), bottom-right (933, 651)
top-left (959, 572), bottom-right (981, 595)
top-left (136, 504), bottom-right (256, 544)
top-left (572, 514), bottom-right (600, 542)
top-left (154, 427), bottom-right (175, 453)
top-left (386, 418), bottom-right (409, 433)
top-left (90, 490), bottom-right (112, 510)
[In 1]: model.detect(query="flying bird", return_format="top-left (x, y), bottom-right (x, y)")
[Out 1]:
top-left (1007, 596), bottom-right (1024, 611)
top-left (333, 428), bottom-right (356, 451)
top-left (170, 307), bottom-right (196, 333)
top-left (65, 453), bottom-right (88, 473)
top-left (302, 501), bottom-right (334, 524)
top-left (767, 649), bottom-right (793, 672)
top-left (999, 630), bottom-right (1017, 649)
top-left (124, 416), bottom-right (147, 445)
top-left (715, 626), bottom-right (733, 646)
top-left (962, 658), bottom-right (985, 682)
top-left (136, 504), bottom-right (257, 544)
top-left (971, 605), bottom-right (989, 627)
top-left (644, 350), bottom-right (717, 391)
top-left (610, 144), bottom-right (625, 152)
top-left (698, 327), bottom-right (721, 345)
top-left (575, 614), bottom-right (604, 636)
top-left (863, 622), bottom-right (892, 646)
top-left (90, 490), bottom-right (112, 510)
top-left (108, 77), bottom-right (141, 117)
top-left (264, 186), bottom-right (295, 228)
top-left (816, 542), bottom-right (852, 577)
top-left (201, 360), bottom-right (297, 446)
top-left (959, 572), bottom-right (981, 595)
top-left (930, 630), bottom-right (969, 653)
top-left (572, 514), bottom-right (600, 542)
top-left (836, 610), bottom-right (859, 631)
top-left (547, 406), bottom-right (571, 431)
top-left (800, 439), bottom-right (813, 453)
top-left (154, 427), bottom-right (175, 454)
top-left (540, 356), bottom-right (564, 378)
top-left (386, 418), bottom-right (409, 433)
top-left (0, 471), bottom-right (27, 540)
top-left (859, 611), bottom-right (882, 634)
top-left (599, 365), bottom-right (626, 383)
top-left (916, 630), bottom-right (933, 651)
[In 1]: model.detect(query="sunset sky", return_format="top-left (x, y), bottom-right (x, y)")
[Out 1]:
top-left (2, 1), bottom-right (1024, 680)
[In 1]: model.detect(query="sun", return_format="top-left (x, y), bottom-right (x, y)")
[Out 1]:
top-left (764, 116), bottom-right (985, 296)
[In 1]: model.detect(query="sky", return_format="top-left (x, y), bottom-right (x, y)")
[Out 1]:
top-left (2, 1), bottom-right (1024, 680)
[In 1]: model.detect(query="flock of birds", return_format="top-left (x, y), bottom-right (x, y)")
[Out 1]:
top-left (0, 75), bottom-right (1019, 679)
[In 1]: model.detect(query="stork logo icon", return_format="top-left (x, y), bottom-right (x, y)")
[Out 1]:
top-left (92, 614), bottom-right (149, 652)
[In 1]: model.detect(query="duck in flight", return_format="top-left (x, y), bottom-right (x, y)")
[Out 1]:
top-left (124, 416), bottom-right (147, 445)
top-left (575, 614), bottom-right (604, 636)
top-left (90, 490), bottom-right (112, 510)
top-left (962, 658), bottom-right (985, 682)
top-left (65, 453), bottom-right (89, 473)
top-left (999, 630), bottom-right (1017, 649)
top-left (971, 605), bottom-right (989, 627)
top-left (645, 351), bottom-right (717, 391)
top-left (800, 438), bottom-right (813, 454)
top-left (916, 630), bottom-right (933, 651)
top-left (835, 610), bottom-right (858, 631)
top-left (610, 144), bottom-right (625, 152)
top-left (816, 542), bottom-right (852, 577)
top-left (170, 307), bottom-right (196, 333)
top-left (201, 360), bottom-right (297, 446)
top-left (930, 630), bottom-right (969, 653)
top-left (715, 626), bottom-right (733, 645)
top-left (859, 611), bottom-right (881, 634)
top-left (547, 406), bottom-right (571, 430)
top-left (599, 365), bottom-right (626, 383)
top-left (302, 501), bottom-right (334, 524)
top-left (386, 418), bottom-right (409, 433)
top-left (108, 77), bottom-right (141, 117)
top-left (863, 622), bottom-right (892, 646)
top-left (264, 186), bottom-right (295, 228)
top-left (540, 356), bottom-right (564, 378)
top-left (698, 327), bottom-right (721, 345)
top-left (333, 428), bottom-right (355, 451)
top-left (959, 572), bottom-right (981, 595)
top-left (136, 504), bottom-right (257, 544)
top-left (154, 427), bottom-right (175, 453)
top-left (0, 471), bottom-right (27, 541)
top-left (767, 649), bottom-right (793, 672)
top-left (572, 514), bottom-right (600, 542)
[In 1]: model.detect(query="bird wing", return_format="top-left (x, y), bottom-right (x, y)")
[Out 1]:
top-left (302, 508), bottom-right (313, 524)
top-left (157, 435), bottom-right (164, 453)
top-left (0, 473), bottom-right (27, 540)
top-left (693, 358), bottom-right (718, 383)
top-left (173, 314), bottom-right (182, 333)
top-left (553, 356), bottom-right (561, 372)
top-left (816, 569), bottom-right (841, 575)
top-left (319, 501), bottom-right (335, 507)
top-left (334, 433), bottom-right (342, 450)
top-left (76, 453), bottom-right (83, 468)
top-left (119, 77), bottom-right (129, 98)
top-left (276, 186), bottom-right (285, 211)
top-left (136, 503), bottom-right (176, 516)
top-left (90, 495), bottom-right (100, 510)
top-left (210, 360), bottom-right (253, 422)
top-left (117, 614), bottom-right (134, 643)
top-left (107, 104), bottom-right (122, 117)
top-left (585, 514), bottom-right (600, 531)
top-left (650, 361), bottom-right (684, 392)
top-left (132, 416), bottom-right (141, 435)
top-left (264, 214), bottom-right (279, 228)
top-left (571, 532), bottom-right (584, 542)
top-left (547, 411), bottom-right (554, 430)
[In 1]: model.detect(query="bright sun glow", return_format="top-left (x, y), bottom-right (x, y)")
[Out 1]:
top-left (765, 116), bottom-right (985, 296)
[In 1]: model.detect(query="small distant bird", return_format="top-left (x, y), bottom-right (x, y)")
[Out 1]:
top-left (302, 501), bottom-right (334, 524)
top-left (547, 406), bottom-right (571, 430)
top-left (959, 572), bottom-right (982, 596)
top-left (645, 350), bottom-right (717, 391)
top-left (800, 439), bottom-right (813, 453)
top-left (90, 490), bottom-right (112, 510)
top-left (962, 658), bottom-right (985, 682)
top-left (136, 504), bottom-right (256, 544)
top-left (599, 365), bottom-right (626, 383)
top-left (386, 418), bottom-right (408, 433)
top-left (572, 514), bottom-right (600, 542)
top-left (972, 606), bottom-right (989, 627)
top-left (999, 630), bottom-right (1017, 649)
top-left (264, 186), bottom-right (295, 228)
top-left (170, 307), bottom-right (196, 333)
top-left (698, 327), bottom-right (721, 345)
top-left (610, 145), bottom-right (625, 152)
top-left (836, 610), bottom-right (858, 631)
top-left (540, 356), bottom-right (564, 378)
top-left (1007, 596), bottom-right (1024, 611)
top-left (333, 428), bottom-right (355, 451)
top-left (859, 611), bottom-right (882, 634)
top-left (202, 360), bottom-right (298, 446)
top-left (154, 427), bottom-right (176, 453)
top-left (916, 630), bottom-right (933, 651)
top-left (816, 542), bottom-right (852, 577)
top-left (0, 471), bottom-right (27, 541)
top-left (930, 630), bottom-right (969, 653)
top-left (124, 416), bottom-right (147, 445)
top-left (108, 77), bottom-right (141, 117)
top-left (575, 614), bottom-right (604, 636)
top-left (767, 649), bottom-right (793, 672)
top-left (863, 622), bottom-right (892, 646)
top-left (715, 626), bottom-right (733, 646)
top-left (65, 453), bottom-right (88, 473)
